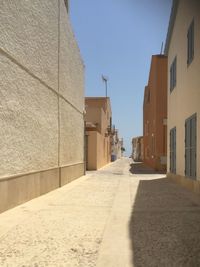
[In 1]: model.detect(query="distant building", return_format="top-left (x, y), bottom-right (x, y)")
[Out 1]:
top-left (111, 128), bottom-right (123, 161)
top-left (85, 97), bottom-right (112, 170)
top-left (132, 136), bottom-right (144, 162)
top-left (0, 0), bottom-right (85, 213)
top-left (143, 55), bottom-right (167, 171)
top-left (164, 0), bottom-right (200, 192)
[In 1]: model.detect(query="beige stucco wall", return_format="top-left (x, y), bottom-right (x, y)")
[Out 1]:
top-left (86, 130), bottom-right (111, 170)
top-left (86, 131), bottom-right (97, 170)
top-left (96, 132), bottom-right (110, 169)
top-left (0, 0), bottom-right (84, 211)
top-left (85, 106), bottom-right (103, 133)
top-left (85, 97), bottom-right (112, 135)
top-left (167, 0), bottom-right (200, 179)
top-left (85, 98), bottom-right (112, 170)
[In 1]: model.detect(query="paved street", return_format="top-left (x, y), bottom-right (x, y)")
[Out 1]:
top-left (1, 158), bottom-right (200, 266)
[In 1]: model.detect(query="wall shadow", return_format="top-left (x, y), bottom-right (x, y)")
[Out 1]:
top-left (129, 162), bottom-right (165, 175)
top-left (129, 178), bottom-right (200, 266)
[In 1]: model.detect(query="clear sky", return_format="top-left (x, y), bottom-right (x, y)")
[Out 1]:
top-left (70, 0), bottom-right (172, 155)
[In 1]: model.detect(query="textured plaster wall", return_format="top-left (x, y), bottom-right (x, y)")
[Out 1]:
top-left (86, 131), bottom-right (110, 170)
top-left (60, 99), bottom-right (84, 166)
top-left (0, 0), bottom-right (84, 179)
top-left (0, 0), bottom-right (59, 91)
top-left (85, 98), bottom-right (112, 135)
top-left (86, 131), bottom-right (97, 170)
top-left (59, 0), bottom-right (84, 111)
top-left (96, 132), bottom-right (110, 169)
top-left (167, 0), bottom-right (200, 178)
top-left (0, 54), bottom-right (59, 178)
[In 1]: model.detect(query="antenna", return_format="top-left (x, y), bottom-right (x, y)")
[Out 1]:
top-left (102, 75), bottom-right (109, 97)
top-left (160, 42), bottom-right (163, 55)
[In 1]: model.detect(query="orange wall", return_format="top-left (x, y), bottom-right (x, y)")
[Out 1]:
top-left (143, 55), bottom-right (167, 171)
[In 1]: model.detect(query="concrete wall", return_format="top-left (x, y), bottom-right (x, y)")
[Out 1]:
top-left (0, 0), bottom-right (85, 212)
top-left (167, 0), bottom-right (200, 181)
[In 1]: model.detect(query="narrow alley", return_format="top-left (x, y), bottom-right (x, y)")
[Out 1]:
top-left (0, 158), bottom-right (200, 266)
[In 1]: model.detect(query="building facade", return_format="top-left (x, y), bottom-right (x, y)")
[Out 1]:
top-left (165, 0), bottom-right (200, 192)
top-left (85, 97), bottom-right (112, 170)
top-left (143, 55), bottom-right (167, 171)
top-left (0, 0), bottom-right (85, 212)
top-left (111, 128), bottom-right (123, 161)
top-left (132, 136), bottom-right (144, 162)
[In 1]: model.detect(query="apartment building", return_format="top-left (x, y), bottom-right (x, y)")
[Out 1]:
top-left (143, 55), bottom-right (167, 171)
top-left (132, 136), bottom-right (144, 162)
top-left (85, 97), bottom-right (112, 170)
top-left (0, 0), bottom-right (85, 212)
top-left (165, 0), bottom-right (200, 192)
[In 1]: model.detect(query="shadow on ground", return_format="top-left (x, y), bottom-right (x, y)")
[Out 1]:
top-left (129, 162), bottom-right (166, 175)
top-left (129, 178), bottom-right (200, 266)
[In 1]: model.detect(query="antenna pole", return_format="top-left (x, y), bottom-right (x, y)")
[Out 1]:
top-left (160, 42), bottom-right (163, 54)
top-left (105, 79), bottom-right (107, 97)
top-left (102, 75), bottom-right (109, 98)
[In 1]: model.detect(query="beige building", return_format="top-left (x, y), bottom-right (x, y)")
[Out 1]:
top-left (0, 0), bottom-right (85, 212)
top-left (85, 97), bottom-right (112, 170)
top-left (132, 136), bottom-right (144, 162)
top-left (165, 0), bottom-right (200, 192)
top-left (111, 128), bottom-right (123, 161)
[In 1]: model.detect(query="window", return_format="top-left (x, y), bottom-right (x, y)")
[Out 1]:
top-left (187, 20), bottom-right (194, 65)
top-left (170, 56), bottom-right (177, 92)
top-left (170, 127), bottom-right (176, 173)
top-left (185, 114), bottom-right (196, 179)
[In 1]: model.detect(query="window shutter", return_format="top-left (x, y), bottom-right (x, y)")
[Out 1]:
top-left (191, 21), bottom-right (194, 59)
top-left (174, 57), bottom-right (177, 86)
top-left (170, 66), bottom-right (172, 91)
top-left (174, 128), bottom-right (176, 173)
top-left (185, 114), bottom-right (196, 179)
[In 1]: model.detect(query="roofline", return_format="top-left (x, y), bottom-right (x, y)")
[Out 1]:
top-left (152, 54), bottom-right (167, 58)
top-left (85, 96), bottom-right (111, 103)
top-left (164, 0), bottom-right (179, 55)
top-left (64, 0), bottom-right (69, 13)
top-left (85, 97), bottom-right (110, 99)
top-left (85, 97), bottom-right (112, 114)
top-left (132, 136), bottom-right (143, 140)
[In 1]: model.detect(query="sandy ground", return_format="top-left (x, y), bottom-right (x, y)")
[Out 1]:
top-left (0, 158), bottom-right (200, 266)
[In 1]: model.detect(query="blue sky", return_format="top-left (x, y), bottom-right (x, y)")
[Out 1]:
top-left (70, 0), bottom-right (172, 155)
